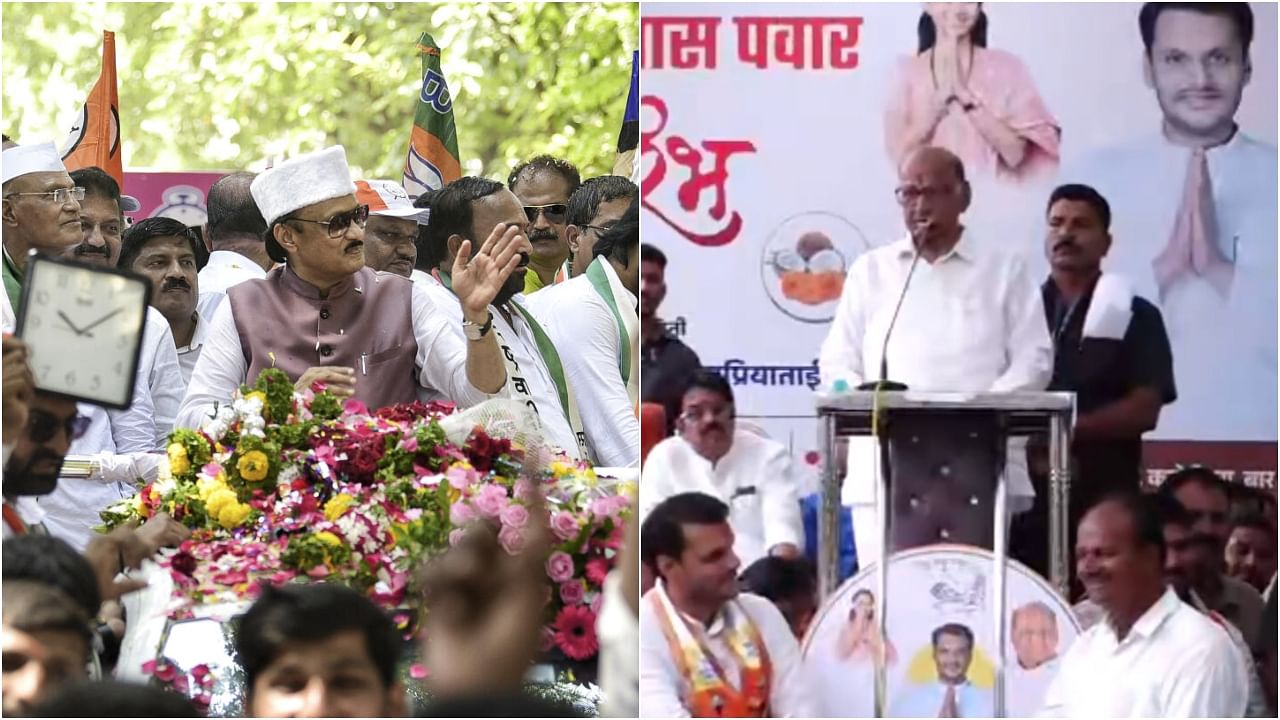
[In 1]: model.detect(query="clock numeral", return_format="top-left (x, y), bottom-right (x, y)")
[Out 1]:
top-left (113, 361), bottom-right (123, 376)
top-left (117, 334), bottom-right (129, 350)
top-left (56, 273), bottom-right (69, 289)
top-left (40, 365), bottom-right (50, 380)
top-left (28, 315), bottom-right (41, 330)
top-left (64, 371), bottom-right (76, 388)
top-left (34, 290), bottom-right (49, 306)
top-left (90, 375), bottom-right (101, 391)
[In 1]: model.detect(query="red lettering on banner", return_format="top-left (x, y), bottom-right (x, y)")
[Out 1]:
top-left (642, 17), bottom-right (721, 70)
top-left (735, 17), bottom-right (863, 70)
top-left (641, 95), bottom-right (757, 247)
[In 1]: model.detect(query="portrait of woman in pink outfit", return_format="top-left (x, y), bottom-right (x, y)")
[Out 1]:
top-left (836, 589), bottom-right (899, 666)
top-left (885, 3), bottom-right (1061, 182)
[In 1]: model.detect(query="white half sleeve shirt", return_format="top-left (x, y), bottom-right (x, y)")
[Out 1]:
top-left (525, 267), bottom-right (640, 468)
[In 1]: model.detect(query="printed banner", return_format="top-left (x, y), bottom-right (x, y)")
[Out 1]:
top-left (121, 172), bottom-right (224, 227)
top-left (641, 3), bottom-right (1278, 489)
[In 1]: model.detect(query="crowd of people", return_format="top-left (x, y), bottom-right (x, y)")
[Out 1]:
top-left (1, 134), bottom-right (641, 716)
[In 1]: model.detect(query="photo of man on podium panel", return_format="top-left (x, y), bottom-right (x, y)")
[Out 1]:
top-left (818, 146), bottom-right (1053, 564)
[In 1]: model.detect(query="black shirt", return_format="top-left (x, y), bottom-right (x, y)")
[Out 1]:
top-left (1042, 277), bottom-right (1177, 498)
top-left (640, 326), bottom-right (702, 434)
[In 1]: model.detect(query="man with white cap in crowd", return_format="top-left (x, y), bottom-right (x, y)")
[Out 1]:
top-left (1, 142), bottom-right (84, 330)
top-left (356, 179), bottom-right (428, 279)
top-left (177, 145), bottom-right (518, 425)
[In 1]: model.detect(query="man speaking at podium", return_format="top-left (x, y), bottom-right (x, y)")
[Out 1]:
top-left (818, 146), bottom-right (1053, 565)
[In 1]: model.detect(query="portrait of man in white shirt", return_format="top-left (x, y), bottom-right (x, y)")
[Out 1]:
top-left (890, 622), bottom-right (994, 718)
top-left (1061, 2), bottom-right (1277, 442)
top-left (641, 371), bottom-right (804, 570)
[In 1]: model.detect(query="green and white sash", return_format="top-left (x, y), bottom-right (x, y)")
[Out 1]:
top-left (438, 271), bottom-right (588, 459)
top-left (585, 257), bottom-right (639, 407)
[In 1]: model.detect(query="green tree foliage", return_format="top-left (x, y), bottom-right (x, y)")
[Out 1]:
top-left (2, 2), bottom-right (637, 180)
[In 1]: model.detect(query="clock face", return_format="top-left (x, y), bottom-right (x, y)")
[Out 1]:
top-left (17, 256), bottom-right (149, 409)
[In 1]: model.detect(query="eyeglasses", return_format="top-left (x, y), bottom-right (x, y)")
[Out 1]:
top-left (894, 185), bottom-right (957, 205)
top-left (523, 204), bottom-right (568, 223)
top-left (4, 187), bottom-right (86, 206)
top-left (679, 405), bottom-right (734, 424)
top-left (290, 205), bottom-right (370, 238)
top-left (583, 223), bottom-right (615, 235)
top-left (27, 410), bottom-right (90, 444)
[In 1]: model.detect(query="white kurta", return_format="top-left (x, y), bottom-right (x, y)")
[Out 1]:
top-left (641, 430), bottom-right (804, 568)
top-left (1061, 131), bottom-right (1278, 441)
top-left (197, 250), bottom-right (268, 296)
top-left (175, 293), bottom-right (224, 389)
top-left (416, 280), bottom-right (581, 460)
top-left (818, 232), bottom-right (1052, 561)
top-left (526, 262), bottom-right (640, 468)
top-left (639, 589), bottom-right (820, 718)
top-left (139, 307), bottom-right (183, 449)
top-left (1039, 588), bottom-right (1248, 717)
top-left (176, 279), bottom-right (504, 430)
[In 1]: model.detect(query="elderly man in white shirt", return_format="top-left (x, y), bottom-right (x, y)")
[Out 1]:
top-left (640, 492), bottom-right (819, 718)
top-left (412, 177), bottom-right (586, 460)
top-left (819, 146), bottom-right (1052, 563)
top-left (527, 194), bottom-right (640, 468)
top-left (642, 372), bottom-right (804, 570)
top-left (1040, 493), bottom-right (1248, 717)
top-left (1061, 3), bottom-right (1275, 443)
top-left (197, 171), bottom-right (272, 296)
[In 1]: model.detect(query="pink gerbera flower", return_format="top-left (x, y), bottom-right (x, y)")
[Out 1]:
top-left (553, 605), bottom-right (599, 660)
top-left (585, 556), bottom-right (610, 586)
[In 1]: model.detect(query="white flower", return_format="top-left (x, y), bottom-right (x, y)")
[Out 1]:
top-left (277, 466), bottom-right (300, 487)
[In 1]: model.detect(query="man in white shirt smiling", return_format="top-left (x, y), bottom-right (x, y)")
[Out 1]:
top-left (639, 492), bottom-right (818, 718)
top-left (819, 146), bottom-right (1052, 563)
top-left (1040, 492), bottom-right (1247, 717)
top-left (197, 172), bottom-right (271, 296)
top-left (641, 371), bottom-right (803, 569)
top-left (1062, 2), bottom-right (1276, 443)
top-left (527, 196), bottom-right (641, 468)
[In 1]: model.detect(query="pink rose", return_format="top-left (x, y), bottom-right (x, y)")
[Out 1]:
top-left (546, 551), bottom-right (575, 583)
top-left (498, 524), bottom-right (526, 554)
top-left (473, 486), bottom-right (508, 519)
top-left (513, 478), bottom-right (536, 501)
top-left (500, 503), bottom-right (529, 529)
top-left (585, 556), bottom-right (611, 586)
top-left (445, 464), bottom-right (474, 491)
top-left (551, 511), bottom-right (580, 542)
top-left (400, 436), bottom-right (419, 453)
top-left (449, 501), bottom-right (476, 525)
top-left (559, 580), bottom-right (585, 606)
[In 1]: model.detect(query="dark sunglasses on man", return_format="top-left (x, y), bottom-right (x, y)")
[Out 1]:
top-left (290, 204), bottom-right (370, 239)
top-left (26, 409), bottom-right (91, 443)
top-left (523, 204), bottom-right (568, 223)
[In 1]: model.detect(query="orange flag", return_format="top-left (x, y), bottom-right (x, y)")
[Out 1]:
top-left (62, 30), bottom-right (122, 185)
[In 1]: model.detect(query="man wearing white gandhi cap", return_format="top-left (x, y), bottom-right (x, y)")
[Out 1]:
top-left (1, 141), bottom-right (85, 332)
top-left (177, 145), bottom-right (519, 424)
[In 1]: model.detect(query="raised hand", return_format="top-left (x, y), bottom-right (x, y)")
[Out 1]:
top-left (450, 223), bottom-right (524, 321)
top-left (3, 335), bottom-right (34, 443)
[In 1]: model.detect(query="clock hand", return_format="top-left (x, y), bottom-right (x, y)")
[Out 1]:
top-left (57, 310), bottom-right (87, 336)
top-left (79, 307), bottom-right (124, 336)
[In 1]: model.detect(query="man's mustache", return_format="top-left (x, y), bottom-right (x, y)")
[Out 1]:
top-left (529, 229), bottom-right (558, 242)
top-left (73, 243), bottom-right (109, 257)
top-left (163, 278), bottom-right (191, 292)
top-left (1053, 237), bottom-right (1079, 252)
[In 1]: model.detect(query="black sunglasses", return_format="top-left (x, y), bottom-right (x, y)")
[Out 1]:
top-left (523, 204), bottom-right (568, 223)
top-left (290, 205), bottom-right (370, 239)
top-left (27, 410), bottom-right (90, 444)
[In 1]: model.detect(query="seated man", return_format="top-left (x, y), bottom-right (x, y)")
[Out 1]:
top-left (27, 680), bottom-right (200, 718)
top-left (1, 580), bottom-right (92, 716)
top-left (890, 623), bottom-right (993, 718)
top-left (1159, 465), bottom-right (1266, 656)
top-left (641, 371), bottom-right (803, 569)
top-left (1041, 493), bottom-right (1247, 716)
top-left (527, 198), bottom-right (641, 467)
top-left (178, 146), bottom-right (518, 426)
top-left (737, 556), bottom-right (818, 640)
top-left (640, 492), bottom-right (818, 717)
top-left (236, 583), bottom-right (407, 718)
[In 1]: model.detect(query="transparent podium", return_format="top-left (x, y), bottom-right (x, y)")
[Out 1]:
top-left (815, 390), bottom-right (1075, 717)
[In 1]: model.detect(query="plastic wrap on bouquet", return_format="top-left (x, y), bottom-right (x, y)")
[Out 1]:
top-left (439, 398), bottom-right (554, 470)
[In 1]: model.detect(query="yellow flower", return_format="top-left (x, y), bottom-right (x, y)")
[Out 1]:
top-left (447, 486), bottom-right (462, 505)
top-left (550, 461), bottom-right (574, 478)
top-left (196, 475), bottom-right (223, 503)
top-left (167, 443), bottom-right (190, 476)
top-left (238, 451), bottom-right (270, 482)
top-left (324, 493), bottom-right (355, 522)
top-left (315, 531), bottom-right (343, 547)
top-left (245, 390), bottom-right (267, 405)
top-left (205, 488), bottom-right (239, 517)
top-left (130, 494), bottom-right (145, 515)
top-left (217, 501), bottom-right (252, 529)
top-left (616, 480), bottom-right (638, 500)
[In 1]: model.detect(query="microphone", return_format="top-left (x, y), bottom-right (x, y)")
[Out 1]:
top-left (857, 227), bottom-right (926, 392)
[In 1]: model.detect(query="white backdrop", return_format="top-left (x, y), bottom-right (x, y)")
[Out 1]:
top-left (641, 2), bottom-right (1278, 488)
